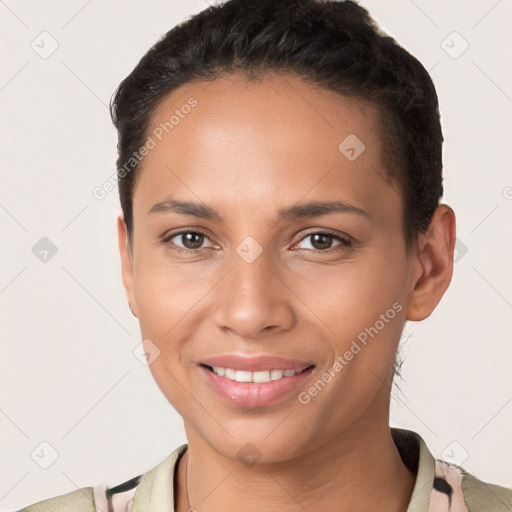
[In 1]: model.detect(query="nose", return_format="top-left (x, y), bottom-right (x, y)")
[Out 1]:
top-left (212, 244), bottom-right (295, 340)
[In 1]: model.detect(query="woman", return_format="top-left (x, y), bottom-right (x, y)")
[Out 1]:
top-left (17, 0), bottom-right (511, 510)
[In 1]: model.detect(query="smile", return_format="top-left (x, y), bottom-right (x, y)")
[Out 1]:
top-left (200, 364), bottom-right (315, 408)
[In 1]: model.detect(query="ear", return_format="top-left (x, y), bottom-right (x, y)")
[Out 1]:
top-left (406, 204), bottom-right (456, 321)
top-left (117, 212), bottom-right (137, 317)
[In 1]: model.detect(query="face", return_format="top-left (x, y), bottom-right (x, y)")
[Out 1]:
top-left (118, 73), bottom-right (437, 463)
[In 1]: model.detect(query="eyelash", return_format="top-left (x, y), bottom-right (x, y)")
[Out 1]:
top-left (161, 229), bottom-right (352, 255)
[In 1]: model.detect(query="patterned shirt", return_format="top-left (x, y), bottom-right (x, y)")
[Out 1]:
top-left (17, 428), bottom-right (512, 511)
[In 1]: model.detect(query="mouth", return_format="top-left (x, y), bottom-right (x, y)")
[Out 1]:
top-left (199, 363), bottom-right (316, 408)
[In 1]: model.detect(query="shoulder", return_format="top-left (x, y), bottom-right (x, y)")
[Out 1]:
top-left (391, 427), bottom-right (512, 512)
top-left (434, 459), bottom-right (512, 512)
top-left (14, 444), bottom-right (188, 512)
top-left (15, 487), bottom-right (95, 512)
top-left (13, 477), bottom-right (141, 512)
top-left (15, 477), bottom-right (141, 512)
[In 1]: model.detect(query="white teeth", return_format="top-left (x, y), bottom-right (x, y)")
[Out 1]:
top-left (252, 370), bottom-right (271, 383)
top-left (235, 370), bottom-right (253, 382)
top-left (224, 368), bottom-right (236, 380)
top-left (211, 366), bottom-right (303, 383)
top-left (271, 369), bottom-right (284, 380)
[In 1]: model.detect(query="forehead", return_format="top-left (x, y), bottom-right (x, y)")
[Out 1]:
top-left (133, 73), bottom-right (398, 223)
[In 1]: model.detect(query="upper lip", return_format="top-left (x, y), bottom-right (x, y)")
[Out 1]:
top-left (200, 354), bottom-right (314, 372)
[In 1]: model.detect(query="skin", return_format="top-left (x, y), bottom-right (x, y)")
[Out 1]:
top-left (117, 72), bottom-right (456, 512)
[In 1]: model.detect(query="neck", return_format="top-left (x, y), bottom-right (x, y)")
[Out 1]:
top-left (176, 419), bottom-right (416, 512)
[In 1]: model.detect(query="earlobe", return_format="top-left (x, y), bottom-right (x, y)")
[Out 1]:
top-left (405, 204), bottom-right (456, 322)
top-left (117, 213), bottom-right (137, 317)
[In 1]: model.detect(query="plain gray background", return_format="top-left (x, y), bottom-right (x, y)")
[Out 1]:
top-left (1, 0), bottom-right (511, 509)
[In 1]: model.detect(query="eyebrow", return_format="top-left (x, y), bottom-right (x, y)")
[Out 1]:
top-left (148, 198), bottom-right (369, 222)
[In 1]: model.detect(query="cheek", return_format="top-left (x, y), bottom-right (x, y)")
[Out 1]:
top-left (132, 248), bottom-right (209, 337)
top-left (296, 249), bottom-right (407, 371)
top-left (304, 248), bottom-right (405, 313)
top-left (296, 267), bottom-right (406, 426)
top-left (146, 359), bottom-right (197, 422)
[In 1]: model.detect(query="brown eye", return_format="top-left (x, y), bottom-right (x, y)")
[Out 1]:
top-left (162, 230), bottom-right (216, 253)
top-left (294, 231), bottom-right (352, 252)
top-left (179, 232), bottom-right (205, 249)
top-left (310, 233), bottom-right (335, 250)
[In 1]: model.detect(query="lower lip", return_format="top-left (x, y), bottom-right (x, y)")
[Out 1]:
top-left (199, 365), bottom-right (315, 408)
